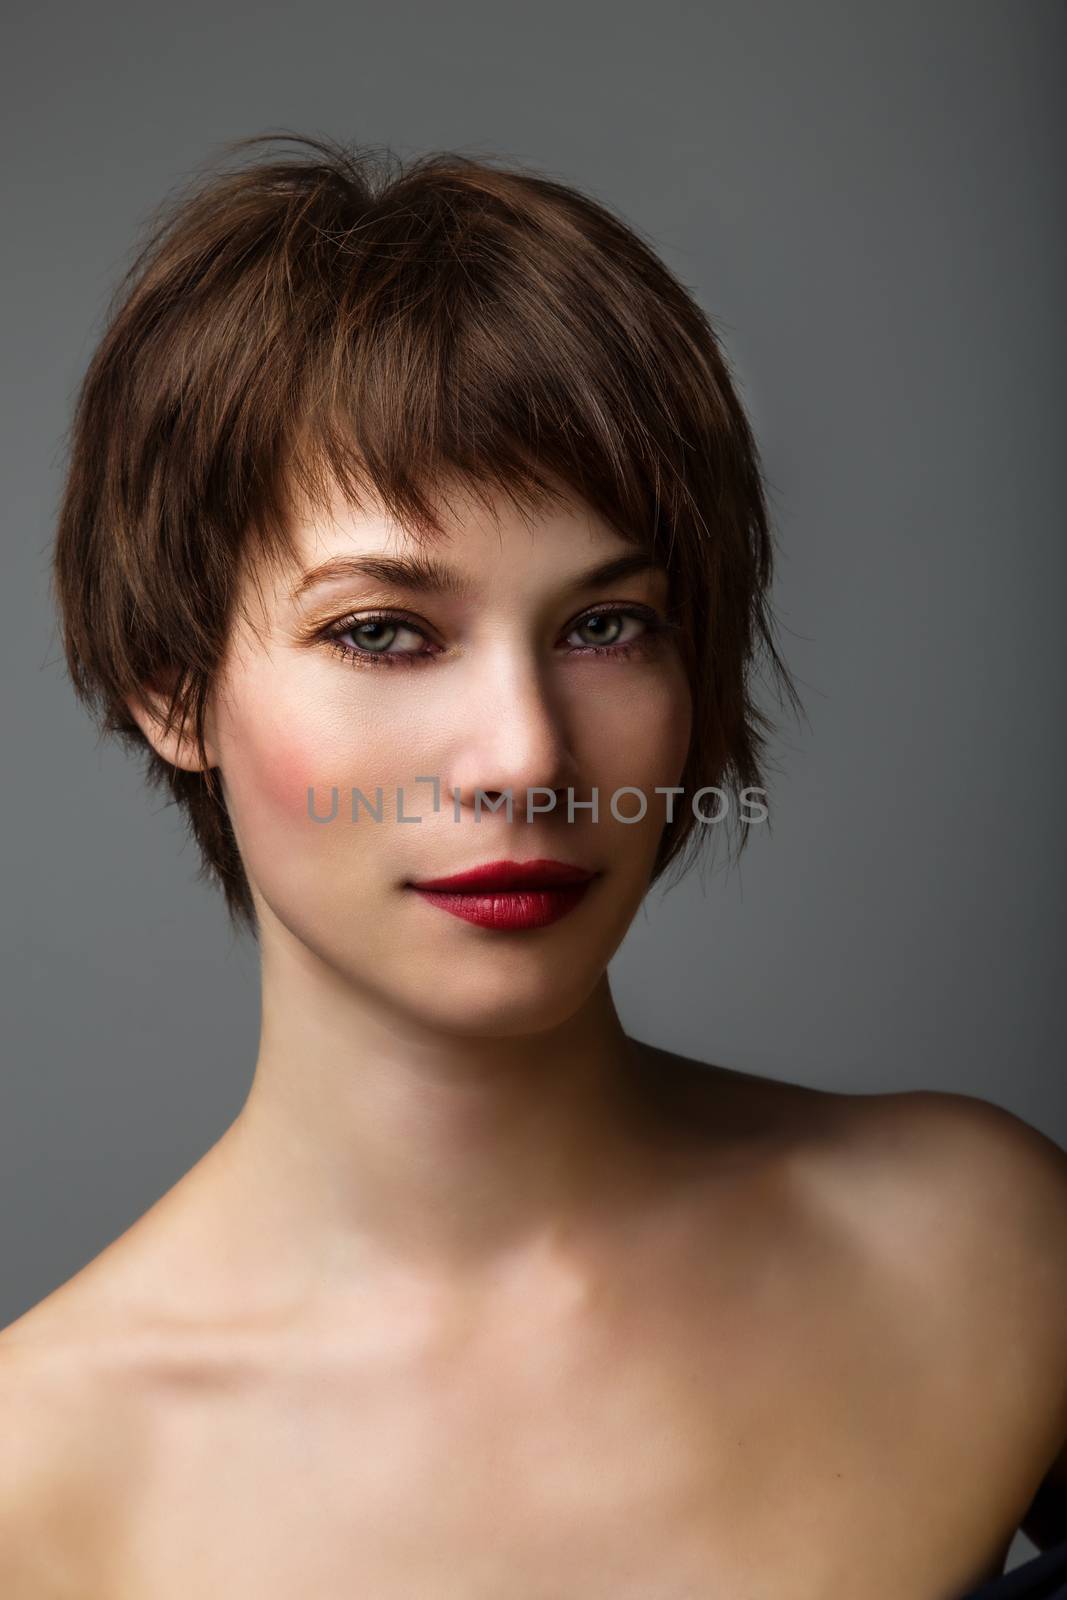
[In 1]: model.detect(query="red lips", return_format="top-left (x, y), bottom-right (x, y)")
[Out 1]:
top-left (411, 858), bottom-right (596, 891)
top-left (408, 859), bottom-right (599, 930)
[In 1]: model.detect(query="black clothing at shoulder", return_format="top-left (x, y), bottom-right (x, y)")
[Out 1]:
top-left (959, 1540), bottom-right (1067, 1600)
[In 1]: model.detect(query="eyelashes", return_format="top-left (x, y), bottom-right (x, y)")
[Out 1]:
top-left (319, 605), bottom-right (679, 671)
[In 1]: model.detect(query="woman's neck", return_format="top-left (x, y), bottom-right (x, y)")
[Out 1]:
top-left (195, 921), bottom-right (658, 1307)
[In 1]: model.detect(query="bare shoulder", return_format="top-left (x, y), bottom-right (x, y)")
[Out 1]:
top-left (0, 1291), bottom-right (146, 1594)
top-left (646, 1049), bottom-right (1067, 1529)
top-left (827, 1086), bottom-right (1067, 1542)
top-left (855, 1088), bottom-right (1067, 1386)
top-left (0, 1341), bottom-right (61, 1593)
top-left (651, 1044), bottom-right (1067, 1296)
top-left (742, 1071), bottom-right (1067, 1432)
top-left (643, 1044), bottom-right (1067, 1381)
top-left (0, 1342), bottom-right (101, 1595)
top-left (824, 1085), bottom-right (1067, 1295)
top-left (757, 1071), bottom-right (1067, 1333)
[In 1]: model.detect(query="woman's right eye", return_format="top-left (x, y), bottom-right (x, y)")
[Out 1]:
top-left (323, 613), bottom-right (437, 669)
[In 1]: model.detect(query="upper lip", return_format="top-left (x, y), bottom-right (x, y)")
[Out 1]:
top-left (410, 858), bottom-right (598, 891)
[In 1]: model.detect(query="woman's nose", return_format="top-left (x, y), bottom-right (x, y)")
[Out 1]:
top-left (446, 653), bottom-right (580, 818)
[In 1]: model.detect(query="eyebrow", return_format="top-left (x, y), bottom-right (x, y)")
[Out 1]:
top-left (289, 549), bottom-right (666, 604)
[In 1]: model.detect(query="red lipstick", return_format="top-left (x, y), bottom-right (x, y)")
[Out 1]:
top-left (408, 858), bottom-right (598, 930)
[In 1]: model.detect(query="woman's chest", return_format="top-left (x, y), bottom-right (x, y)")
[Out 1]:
top-left (98, 1285), bottom-right (1022, 1600)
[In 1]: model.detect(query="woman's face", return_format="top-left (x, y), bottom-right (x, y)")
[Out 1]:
top-left (205, 480), bottom-right (693, 1035)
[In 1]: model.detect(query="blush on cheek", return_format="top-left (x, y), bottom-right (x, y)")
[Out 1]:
top-left (231, 716), bottom-right (333, 826)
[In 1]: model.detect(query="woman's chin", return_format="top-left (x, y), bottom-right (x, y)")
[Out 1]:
top-left (381, 965), bottom-right (607, 1040)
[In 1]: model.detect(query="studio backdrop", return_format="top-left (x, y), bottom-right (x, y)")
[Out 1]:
top-left (2, 0), bottom-right (1063, 1566)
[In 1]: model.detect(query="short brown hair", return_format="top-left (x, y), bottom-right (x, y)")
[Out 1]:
top-left (51, 131), bottom-right (802, 939)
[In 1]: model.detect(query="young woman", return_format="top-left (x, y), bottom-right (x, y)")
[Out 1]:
top-left (2, 133), bottom-right (1065, 1598)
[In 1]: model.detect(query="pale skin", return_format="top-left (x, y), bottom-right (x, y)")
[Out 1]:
top-left (2, 481), bottom-right (1066, 1598)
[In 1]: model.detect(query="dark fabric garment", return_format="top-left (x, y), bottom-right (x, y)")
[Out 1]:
top-left (958, 1540), bottom-right (1067, 1600)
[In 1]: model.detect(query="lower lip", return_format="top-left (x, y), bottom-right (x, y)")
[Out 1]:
top-left (409, 881), bottom-right (594, 930)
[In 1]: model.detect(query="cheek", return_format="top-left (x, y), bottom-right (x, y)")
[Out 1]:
top-left (215, 679), bottom-right (417, 870)
top-left (225, 709), bottom-right (330, 826)
top-left (583, 668), bottom-right (692, 786)
top-left (214, 669), bottom-right (363, 838)
top-left (655, 676), bottom-right (694, 774)
top-left (217, 706), bottom-right (375, 917)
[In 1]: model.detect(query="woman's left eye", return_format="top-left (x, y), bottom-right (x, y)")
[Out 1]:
top-left (564, 610), bottom-right (654, 653)
top-left (320, 606), bottom-right (671, 669)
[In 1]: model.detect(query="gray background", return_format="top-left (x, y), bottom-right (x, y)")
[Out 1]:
top-left (2, 0), bottom-right (1063, 1566)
